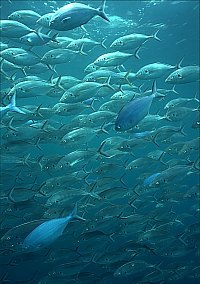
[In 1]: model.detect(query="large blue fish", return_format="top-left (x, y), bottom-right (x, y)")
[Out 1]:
top-left (49, 0), bottom-right (109, 31)
top-left (22, 203), bottom-right (85, 251)
top-left (115, 81), bottom-right (160, 132)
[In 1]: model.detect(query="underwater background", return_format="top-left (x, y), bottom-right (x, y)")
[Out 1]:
top-left (0, 0), bottom-right (199, 283)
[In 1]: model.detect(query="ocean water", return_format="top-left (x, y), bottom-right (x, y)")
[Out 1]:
top-left (0, 1), bottom-right (199, 283)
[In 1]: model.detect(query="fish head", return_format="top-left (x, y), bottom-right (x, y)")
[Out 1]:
top-left (8, 12), bottom-right (21, 20)
top-left (110, 39), bottom-right (124, 49)
top-left (41, 52), bottom-right (58, 63)
top-left (37, 13), bottom-right (53, 27)
top-left (84, 75), bottom-right (96, 82)
top-left (135, 68), bottom-right (150, 79)
top-left (165, 70), bottom-right (183, 84)
top-left (67, 41), bottom-right (79, 51)
top-left (164, 102), bottom-right (174, 110)
top-left (60, 91), bottom-right (75, 103)
top-left (165, 109), bottom-right (179, 121)
top-left (84, 63), bottom-right (98, 73)
top-left (0, 49), bottom-right (17, 60)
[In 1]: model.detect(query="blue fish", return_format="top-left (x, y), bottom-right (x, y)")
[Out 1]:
top-left (49, 0), bottom-right (109, 31)
top-left (0, 93), bottom-right (25, 119)
top-left (22, 203), bottom-right (85, 251)
top-left (115, 81), bottom-right (161, 131)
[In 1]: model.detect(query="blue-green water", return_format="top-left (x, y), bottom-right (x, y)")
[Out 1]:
top-left (0, 1), bottom-right (199, 283)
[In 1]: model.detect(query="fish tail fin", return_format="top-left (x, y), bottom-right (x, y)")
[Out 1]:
top-left (102, 75), bottom-right (115, 90)
top-left (193, 91), bottom-right (199, 103)
top-left (9, 93), bottom-right (25, 114)
top-left (97, 140), bottom-right (110, 157)
top-left (98, 0), bottom-right (110, 22)
top-left (78, 43), bottom-right (88, 56)
top-left (101, 38), bottom-right (107, 49)
top-left (71, 203), bottom-right (86, 221)
top-left (179, 124), bottom-right (187, 136)
top-left (171, 85), bottom-right (179, 95)
top-left (54, 75), bottom-right (66, 92)
top-left (134, 45), bottom-right (142, 59)
top-left (124, 70), bottom-right (133, 86)
top-left (47, 64), bottom-right (58, 75)
top-left (152, 30), bottom-right (161, 41)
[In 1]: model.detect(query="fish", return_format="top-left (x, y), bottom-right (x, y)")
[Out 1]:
top-left (165, 66), bottom-right (200, 84)
top-left (47, 36), bottom-right (74, 49)
top-left (83, 70), bottom-right (133, 85)
top-left (49, 0), bottom-right (109, 31)
top-left (164, 93), bottom-right (199, 110)
top-left (0, 47), bottom-right (41, 66)
top-left (93, 50), bottom-right (140, 67)
top-left (165, 106), bottom-right (198, 121)
top-left (110, 31), bottom-right (160, 51)
top-left (8, 10), bottom-right (41, 26)
top-left (0, 20), bottom-right (35, 38)
top-left (115, 81), bottom-right (162, 131)
top-left (41, 48), bottom-right (78, 65)
top-left (22, 203), bottom-right (85, 251)
top-left (135, 61), bottom-right (181, 80)
top-left (60, 80), bottom-right (114, 103)
top-left (7, 76), bottom-right (63, 98)
top-left (20, 31), bottom-right (58, 46)
top-left (67, 38), bottom-right (107, 53)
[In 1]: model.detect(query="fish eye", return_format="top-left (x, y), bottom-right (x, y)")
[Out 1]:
top-left (50, 55), bottom-right (54, 58)
top-left (177, 73), bottom-right (182, 78)
top-left (144, 70), bottom-right (148, 73)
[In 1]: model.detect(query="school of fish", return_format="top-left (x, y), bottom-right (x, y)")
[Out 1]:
top-left (0, 0), bottom-right (199, 283)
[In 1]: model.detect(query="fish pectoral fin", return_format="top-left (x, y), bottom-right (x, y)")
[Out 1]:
top-left (61, 17), bottom-right (71, 24)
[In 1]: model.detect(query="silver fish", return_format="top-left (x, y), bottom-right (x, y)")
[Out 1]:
top-left (49, 0), bottom-right (109, 31)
